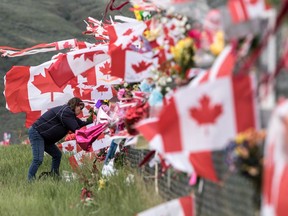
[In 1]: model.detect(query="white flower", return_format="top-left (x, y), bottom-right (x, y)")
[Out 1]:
top-left (182, 16), bottom-right (188, 23)
top-left (153, 74), bottom-right (159, 80)
top-left (158, 77), bottom-right (166, 86)
top-left (161, 17), bottom-right (168, 24)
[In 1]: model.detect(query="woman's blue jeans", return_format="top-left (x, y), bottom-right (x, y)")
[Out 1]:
top-left (28, 127), bottom-right (62, 181)
top-left (104, 140), bottom-right (118, 165)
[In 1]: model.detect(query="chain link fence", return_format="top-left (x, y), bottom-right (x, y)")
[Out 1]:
top-left (127, 147), bottom-right (259, 216)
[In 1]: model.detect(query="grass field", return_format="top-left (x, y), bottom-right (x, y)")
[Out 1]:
top-left (0, 144), bottom-right (163, 216)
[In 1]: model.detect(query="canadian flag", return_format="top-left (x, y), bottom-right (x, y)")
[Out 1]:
top-left (91, 85), bottom-right (113, 100)
top-left (261, 101), bottom-right (288, 216)
top-left (138, 74), bottom-right (259, 181)
top-left (48, 44), bottom-right (109, 87)
top-left (69, 150), bottom-right (86, 169)
top-left (107, 18), bottom-right (147, 51)
top-left (137, 195), bottom-right (195, 216)
top-left (95, 58), bottom-right (123, 85)
top-left (0, 38), bottom-right (87, 57)
top-left (4, 60), bottom-right (75, 113)
top-left (69, 150), bottom-right (94, 169)
top-left (107, 18), bottom-right (157, 82)
top-left (111, 49), bottom-right (157, 82)
top-left (25, 110), bottom-right (45, 128)
top-left (191, 45), bottom-right (236, 86)
top-left (227, 0), bottom-right (270, 24)
top-left (4, 59), bottom-right (100, 127)
top-left (91, 133), bottom-right (111, 152)
top-left (58, 140), bottom-right (81, 154)
top-left (83, 17), bottom-right (109, 40)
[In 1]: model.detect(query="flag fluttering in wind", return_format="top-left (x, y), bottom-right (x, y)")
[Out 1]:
top-left (261, 100), bottom-right (288, 216)
top-left (48, 44), bottom-right (109, 87)
top-left (138, 74), bottom-right (260, 181)
top-left (4, 56), bottom-right (117, 127)
top-left (227, 0), bottom-right (270, 24)
top-left (4, 60), bottom-right (75, 113)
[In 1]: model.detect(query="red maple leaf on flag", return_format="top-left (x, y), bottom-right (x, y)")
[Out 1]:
top-left (74, 52), bottom-right (94, 61)
top-left (99, 61), bottom-right (111, 75)
top-left (74, 50), bottom-right (105, 61)
top-left (132, 61), bottom-right (153, 73)
top-left (97, 85), bottom-right (108, 92)
top-left (62, 41), bottom-right (73, 49)
top-left (131, 35), bottom-right (138, 43)
top-left (32, 68), bottom-right (66, 102)
top-left (65, 143), bottom-right (75, 152)
top-left (190, 95), bottom-right (222, 125)
top-left (123, 28), bottom-right (133, 36)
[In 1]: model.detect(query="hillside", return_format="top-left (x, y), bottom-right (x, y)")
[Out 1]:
top-left (0, 0), bottom-right (133, 143)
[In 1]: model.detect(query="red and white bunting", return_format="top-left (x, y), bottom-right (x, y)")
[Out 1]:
top-left (0, 39), bottom-right (94, 57)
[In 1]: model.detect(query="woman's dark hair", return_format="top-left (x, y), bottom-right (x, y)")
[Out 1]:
top-left (67, 97), bottom-right (84, 111)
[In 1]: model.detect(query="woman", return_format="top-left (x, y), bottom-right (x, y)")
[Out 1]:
top-left (28, 97), bottom-right (92, 181)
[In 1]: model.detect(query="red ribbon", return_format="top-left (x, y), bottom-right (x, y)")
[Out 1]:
top-left (103, 0), bottom-right (130, 21)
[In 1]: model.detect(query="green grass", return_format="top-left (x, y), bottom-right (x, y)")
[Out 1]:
top-left (0, 145), bottom-right (164, 216)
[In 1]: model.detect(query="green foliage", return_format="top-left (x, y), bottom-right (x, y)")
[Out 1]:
top-left (91, 168), bottom-right (164, 216)
top-left (268, 0), bottom-right (281, 7)
top-left (0, 145), bottom-right (164, 216)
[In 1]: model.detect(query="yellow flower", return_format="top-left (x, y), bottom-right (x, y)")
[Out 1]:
top-left (235, 133), bottom-right (245, 144)
top-left (210, 31), bottom-right (225, 56)
top-left (98, 178), bottom-right (106, 190)
top-left (133, 5), bottom-right (142, 21)
top-left (171, 37), bottom-right (194, 64)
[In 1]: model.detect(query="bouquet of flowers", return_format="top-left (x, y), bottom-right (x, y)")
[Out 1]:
top-left (125, 101), bottom-right (150, 135)
top-left (170, 37), bottom-right (196, 79)
top-left (225, 128), bottom-right (265, 181)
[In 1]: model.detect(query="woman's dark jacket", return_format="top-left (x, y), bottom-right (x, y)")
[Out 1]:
top-left (32, 105), bottom-right (90, 144)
